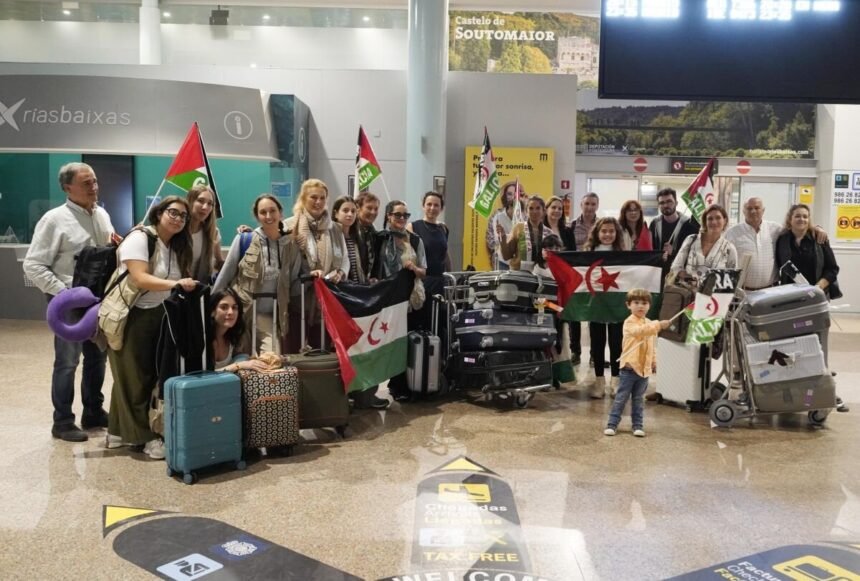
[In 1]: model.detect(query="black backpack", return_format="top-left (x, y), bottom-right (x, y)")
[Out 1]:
top-left (72, 244), bottom-right (118, 299)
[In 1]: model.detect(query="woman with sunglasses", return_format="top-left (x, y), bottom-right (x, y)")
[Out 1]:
top-left (374, 200), bottom-right (427, 401)
top-left (186, 185), bottom-right (223, 283)
top-left (105, 196), bottom-right (195, 460)
top-left (214, 194), bottom-right (291, 355)
top-left (407, 191), bottom-right (451, 333)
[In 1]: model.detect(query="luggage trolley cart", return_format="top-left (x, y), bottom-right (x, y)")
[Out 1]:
top-left (707, 283), bottom-right (836, 428)
top-left (440, 271), bottom-right (554, 409)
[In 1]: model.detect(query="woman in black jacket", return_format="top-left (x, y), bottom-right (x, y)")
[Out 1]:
top-left (774, 203), bottom-right (847, 412)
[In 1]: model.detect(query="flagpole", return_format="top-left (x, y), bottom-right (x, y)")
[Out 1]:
top-left (614, 309), bottom-right (686, 362)
top-left (196, 124), bottom-right (222, 219)
top-left (141, 179), bottom-right (170, 225)
top-left (377, 174), bottom-right (393, 207)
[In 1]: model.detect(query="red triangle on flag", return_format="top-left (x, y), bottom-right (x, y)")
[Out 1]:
top-left (547, 252), bottom-right (584, 306)
top-left (166, 123), bottom-right (205, 178)
top-left (314, 278), bottom-right (363, 390)
top-left (356, 125), bottom-right (380, 168)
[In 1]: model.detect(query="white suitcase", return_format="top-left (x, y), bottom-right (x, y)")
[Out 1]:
top-left (745, 333), bottom-right (825, 385)
top-left (655, 337), bottom-right (707, 409)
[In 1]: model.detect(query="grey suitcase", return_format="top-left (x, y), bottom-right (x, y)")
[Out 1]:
top-left (406, 297), bottom-right (444, 395)
top-left (452, 308), bottom-right (556, 350)
top-left (751, 373), bottom-right (836, 414)
top-left (742, 284), bottom-right (829, 341)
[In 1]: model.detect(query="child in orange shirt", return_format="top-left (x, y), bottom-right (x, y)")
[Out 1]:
top-left (604, 288), bottom-right (670, 437)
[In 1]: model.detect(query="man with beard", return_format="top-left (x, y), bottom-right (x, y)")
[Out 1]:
top-left (649, 188), bottom-right (700, 277)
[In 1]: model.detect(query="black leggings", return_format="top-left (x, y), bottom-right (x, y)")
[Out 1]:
top-left (589, 322), bottom-right (623, 377)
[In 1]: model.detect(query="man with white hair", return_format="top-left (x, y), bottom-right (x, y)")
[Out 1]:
top-left (23, 162), bottom-right (117, 441)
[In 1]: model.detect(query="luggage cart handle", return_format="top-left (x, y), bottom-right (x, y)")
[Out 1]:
top-left (298, 273), bottom-right (325, 351)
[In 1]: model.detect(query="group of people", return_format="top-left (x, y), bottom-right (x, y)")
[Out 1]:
top-left (24, 163), bottom-right (450, 459)
top-left (486, 186), bottom-right (848, 418)
top-left (24, 163), bottom-right (847, 456)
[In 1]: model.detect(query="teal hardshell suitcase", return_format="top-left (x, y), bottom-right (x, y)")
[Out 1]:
top-left (164, 371), bottom-right (246, 484)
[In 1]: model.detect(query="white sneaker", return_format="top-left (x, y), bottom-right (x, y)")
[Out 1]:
top-left (609, 376), bottom-right (620, 397)
top-left (633, 429), bottom-right (646, 438)
top-left (105, 434), bottom-right (127, 449)
top-left (604, 427), bottom-right (616, 436)
top-left (589, 376), bottom-right (606, 399)
top-left (143, 439), bottom-right (165, 460)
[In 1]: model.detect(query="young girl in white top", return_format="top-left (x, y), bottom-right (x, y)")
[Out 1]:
top-left (584, 217), bottom-right (626, 399)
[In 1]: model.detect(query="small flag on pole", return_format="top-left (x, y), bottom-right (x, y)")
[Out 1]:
top-left (680, 157), bottom-right (716, 224)
top-left (162, 122), bottom-right (222, 218)
top-left (468, 127), bottom-right (501, 219)
top-left (355, 125), bottom-right (382, 195)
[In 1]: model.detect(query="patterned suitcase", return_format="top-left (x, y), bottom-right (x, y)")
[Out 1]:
top-left (164, 371), bottom-right (245, 485)
top-left (237, 367), bottom-right (300, 451)
top-left (452, 308), bottom-right (556, 350)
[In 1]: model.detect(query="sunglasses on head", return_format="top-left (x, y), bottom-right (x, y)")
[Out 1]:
top-left (389, 212), bottom-right (411, 219)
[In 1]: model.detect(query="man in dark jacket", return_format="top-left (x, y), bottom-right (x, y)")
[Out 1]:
top-left (649, 188), bottom-right (700, 277)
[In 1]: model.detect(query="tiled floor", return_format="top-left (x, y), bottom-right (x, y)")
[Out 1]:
top-left (0, 317), bottom-right (858, 580)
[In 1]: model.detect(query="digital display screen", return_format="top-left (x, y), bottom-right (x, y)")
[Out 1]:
top-left (599, 0), bottom-right (860, 103)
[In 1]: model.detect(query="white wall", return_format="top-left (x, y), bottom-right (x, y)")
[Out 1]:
top-left (0, 21), bottom-right (139, 64)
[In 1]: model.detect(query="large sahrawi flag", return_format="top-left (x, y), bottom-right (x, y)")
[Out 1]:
top-left (547, 251), bottom-right (663, 323)
top-left (315, 270), bottom-right (414, 392)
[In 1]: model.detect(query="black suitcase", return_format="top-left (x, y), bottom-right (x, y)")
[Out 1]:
top-left (452, 308), bottom-right (557, 350)
top-left (469, 271), bottom-right (557, 311)
top-left (658, 284), bottom-right (696, 342)
top-left (452, 350), bottom-right (552, 391)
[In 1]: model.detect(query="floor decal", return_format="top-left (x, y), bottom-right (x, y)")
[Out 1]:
top-left (103, 504), bottom-right (363, 580)
top-left (378, 456), bottom-right (555, 581)
top-left (668, 543), bottom-right (860, 581)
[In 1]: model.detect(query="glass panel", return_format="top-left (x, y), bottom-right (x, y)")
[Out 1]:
top-left (740, 181), bottom-right (796, 228)
top-left (586, 177), bottom-right (641, 219)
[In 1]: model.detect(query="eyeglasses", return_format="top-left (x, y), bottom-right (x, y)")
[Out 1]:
top-left (390, 212), bottom-right (411, 220)
top-left (165, 208), bottom-right (189, 222)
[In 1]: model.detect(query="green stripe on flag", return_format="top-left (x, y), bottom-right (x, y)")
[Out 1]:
top-left (357, 163), bottom-right (381, 192)
top-left (347, 336), bottom-right (408, 392)
top-left (166, 169), bottom-right (208, 192)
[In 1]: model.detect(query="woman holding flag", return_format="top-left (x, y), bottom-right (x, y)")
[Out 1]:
top-left (498, 195), bottom-right (552, 271)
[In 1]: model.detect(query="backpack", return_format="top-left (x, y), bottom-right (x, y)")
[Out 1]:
top-left (658, 283), bottom-right (696, 342)
top-left (72, 244), bottom-right (118, 299)
top-left (239, 231), bottom-right (254, 260)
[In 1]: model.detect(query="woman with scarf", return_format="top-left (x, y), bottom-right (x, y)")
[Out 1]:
top-left (213, 194), bottom-right (291, 354)
top-left (282, 179), bottom-right (349, 353)
top-left (497, 195), bottom-right (552, 271)
top-left (374, 200), bottom-right (427, 401)
top-left (186, 185), bottom-right (223, 283)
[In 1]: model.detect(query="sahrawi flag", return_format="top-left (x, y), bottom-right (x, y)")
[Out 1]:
top-left (547, 251), bottom-right (663, 323)
top-left (468, 127), bottom-right (501, 219)
top-left (355, 125), bottom-right (382, 193)
top-left (314, 270), bottom-right (414, 392)
top-left (684, 270), bottom-right (739, 345)
top-left (164, 122), bottom-right (222, 218)
top-left (680, 157), bottom-right (716, 224)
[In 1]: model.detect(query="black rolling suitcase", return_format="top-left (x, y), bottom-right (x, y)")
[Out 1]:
top-left (452, 350), bottom-right (552, 391)
top-left (468, 271), bottom-right (557, 311)
top-left (452, 307), bottom-right (556, 350)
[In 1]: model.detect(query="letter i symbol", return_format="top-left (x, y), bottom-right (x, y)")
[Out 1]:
top-left (234, 114), bottom-right (243, 136)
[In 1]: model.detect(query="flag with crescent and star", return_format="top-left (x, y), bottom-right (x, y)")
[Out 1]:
top-left (314, 270), bottom-right (414, 392)
top-left (680, 157), bottom-right (716, 224)
top-left (684, 269), bottom-right (739, 345)
top-left (546, 250), bottom-right (663, 323)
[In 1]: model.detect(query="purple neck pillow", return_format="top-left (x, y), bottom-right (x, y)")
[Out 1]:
top-left (46, 287), bottom-right (101, 343)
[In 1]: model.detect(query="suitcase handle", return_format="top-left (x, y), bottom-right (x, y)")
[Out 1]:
top-left (769, 297), bottom-right (809, 309)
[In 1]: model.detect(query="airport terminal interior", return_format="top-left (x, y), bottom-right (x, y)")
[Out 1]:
top-left (2, 0), bottom-right (860, 580)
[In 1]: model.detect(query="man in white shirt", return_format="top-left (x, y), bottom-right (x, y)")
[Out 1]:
top-left (23, 163), bottom-right (116, 442)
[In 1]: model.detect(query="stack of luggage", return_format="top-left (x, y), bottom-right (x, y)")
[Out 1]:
top-left (739, 283), bottom-right (836, 414)
top-left (449, 271), bottom-right (556, 392)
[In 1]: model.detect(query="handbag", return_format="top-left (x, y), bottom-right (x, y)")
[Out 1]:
top-left (148, 386), bottom-right (164, 435)
top-left (410, 277), bottom-right (426, 311)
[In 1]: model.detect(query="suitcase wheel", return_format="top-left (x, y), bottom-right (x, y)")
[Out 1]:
top-left (808, 409), bottom-right (829, 427)
top-left (183, 472), bottom-right (198, 485)
top-left (166, 466), bottom-right (174, 478)
top-left (335, 425), bottom-right (348, 439)
top-left (514, 393), bottom-right (533, 409)
top-left (236, 460), bottom-right (247, 471)
top-left (709, 400), bottom-right (738, 428)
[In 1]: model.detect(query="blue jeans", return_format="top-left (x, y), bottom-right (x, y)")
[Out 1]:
top-left (606, 367), bottom-right (649, 430)
top-left (52, 334), bottom-right (106, 425)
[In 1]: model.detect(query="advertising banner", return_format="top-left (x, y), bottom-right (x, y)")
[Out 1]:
top-left (449, 10), bottom-right (815, 159)
top-left (0, 75), bottom-right (276, 160)
top-left (832, 171), bottom-right (860, 241)
top-left (462, 146), bottom-right (554, 271)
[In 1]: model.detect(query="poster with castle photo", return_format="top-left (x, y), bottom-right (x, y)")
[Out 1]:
top-left (449, 11), bottom-right (815, 160)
